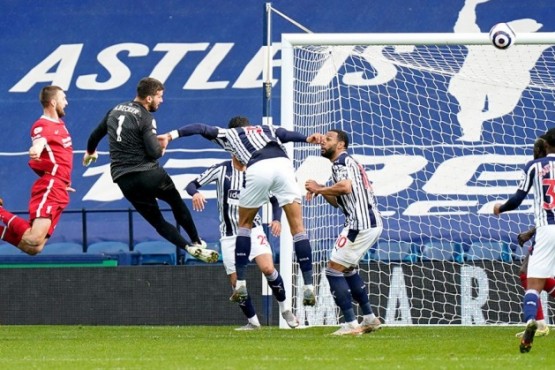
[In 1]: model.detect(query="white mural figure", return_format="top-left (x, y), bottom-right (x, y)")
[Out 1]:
top-left (449, 0), bottom-right (546, 142)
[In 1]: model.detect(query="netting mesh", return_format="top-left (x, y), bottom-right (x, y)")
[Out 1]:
top-left (284, 39), bottom-right (555, 326)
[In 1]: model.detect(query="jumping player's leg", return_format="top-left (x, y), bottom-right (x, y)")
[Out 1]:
top-left (117, 171), bottom-right (191, 249)
top-left (0, 180), bottom-right (66, 255)
top-left (19, 218), bottom-right (51, 254)
top-left (235, 160), bottom-right (271, 284)
top-left (0, 203), bottom-right (31, 249)
top-left (155, 171), bottom-right (202, 245)
top-left (282, 201), bottom-right (315, 305)
top-left (0, 213), bottom-right (49, 255)
top-left (235, 206), bottom-right (259, 281)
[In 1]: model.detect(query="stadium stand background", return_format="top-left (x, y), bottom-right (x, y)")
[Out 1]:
top-left (1, 1), bottom-right (554, 324)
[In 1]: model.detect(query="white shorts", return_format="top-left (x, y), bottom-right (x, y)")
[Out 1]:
top-left (220, 226), bottom-right (273, 275)
top-left (330, 227), bottom-right (382, 269)
top-left (240, 157), bottom-right (301, 208)
top-left (527, 225), bottom-right (555, 278)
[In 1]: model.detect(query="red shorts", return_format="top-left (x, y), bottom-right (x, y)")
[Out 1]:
top-left (28, 176), bottom-right (70, 237)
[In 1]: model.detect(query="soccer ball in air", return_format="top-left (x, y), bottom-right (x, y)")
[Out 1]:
top-left (489, 23), bottom-right (516, 50)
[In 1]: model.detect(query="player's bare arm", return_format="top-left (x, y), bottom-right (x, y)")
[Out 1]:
top-left (157, 133), bottom-right (171, 149)
top-left (307, 133), bottom-right (325, 144)
top-left (29, 137), bottom-right (47, 160)
top-left (304, 179), bottom-right (351, 207)
top-left (307, 179), bottom-right (352, 197)
top-left (517, 227), bottom-right (536, 247)
top-left (270, 220), bottom-right (281, 237)
top-left (191, 192), bottom-right (207, 212)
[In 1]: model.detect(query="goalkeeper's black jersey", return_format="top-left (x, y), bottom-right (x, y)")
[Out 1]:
top-left (87, 101), bottom-right (163, 182)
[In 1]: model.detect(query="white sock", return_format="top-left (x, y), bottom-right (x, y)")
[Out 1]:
top-left (278, 301), bottom-right (289, 313)
top-left (304, 284), bottom-right (314, 291)
top-left (537, 319), bottom-right (547, 328)
top-left (363, 313), bottom-right (376, 322)
top-left (248, 315), bottom-right (260, 326)
top-left (347, 319), bottom-right (359, 327)
top-left (236, 280), bottom-right (247, 289)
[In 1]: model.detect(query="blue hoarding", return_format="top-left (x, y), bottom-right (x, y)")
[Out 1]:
top-left (1, 0), bottom-right (554, 245)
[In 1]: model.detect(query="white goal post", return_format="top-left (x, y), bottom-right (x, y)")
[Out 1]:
top-left (279, 32), bottom-right (555, 328)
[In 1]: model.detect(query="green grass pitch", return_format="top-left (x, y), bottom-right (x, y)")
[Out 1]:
top-left (0, 325), bottom-right (553, 369)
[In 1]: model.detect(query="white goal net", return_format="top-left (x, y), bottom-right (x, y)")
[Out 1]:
top-left (279, 33), bottom-right (555, 328)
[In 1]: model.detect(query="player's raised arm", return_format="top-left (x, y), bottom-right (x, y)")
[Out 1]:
top-left (275, 127), bottom-right (323, 144)
top-left (165, 123), bottom-right (220, 143)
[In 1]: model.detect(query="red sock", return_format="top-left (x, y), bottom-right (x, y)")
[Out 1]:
top-left (0, 225), bottom-right (23, 246)
top-left (537, 298), bottom-right (545, 320)
top-left (0, 207), bottom-right (18, 225)
top-left (0, 215), bottom-right (29, 246)
top-left (544, 278), bottom-right (555, 297)
top-left (519, 272), bottom-right (527, 289)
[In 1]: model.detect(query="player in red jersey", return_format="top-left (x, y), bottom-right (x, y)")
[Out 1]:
top-left (0, 85), bottom-right (73, 255)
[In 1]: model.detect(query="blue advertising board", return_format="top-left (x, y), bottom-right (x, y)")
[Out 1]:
top-left (1, 0), bottom-right (554, 245)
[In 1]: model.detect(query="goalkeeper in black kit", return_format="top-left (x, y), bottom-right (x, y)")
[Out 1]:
top-left (83, 77), bottom-right (218, 263)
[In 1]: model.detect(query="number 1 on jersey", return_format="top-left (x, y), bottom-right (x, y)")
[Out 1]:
top-left (116, 115), bottom-right (124, 142)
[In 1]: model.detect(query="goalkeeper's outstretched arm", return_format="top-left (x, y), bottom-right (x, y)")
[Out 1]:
top-left (83, 114), bottom-right (109, 166)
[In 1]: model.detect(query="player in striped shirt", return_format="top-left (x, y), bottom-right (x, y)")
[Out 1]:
top-left (513, 137), bottom-right (552, 339)
top-left (494, 128), bottom-right (555, 353)
top-left (305, 129), bottom-right (383, 336)
top-left (160, 116), bottom-right (323, 305)
top-left (0, 86), bottom-right (73, 255)
top-left (185, 155), bottom-right (299, 329)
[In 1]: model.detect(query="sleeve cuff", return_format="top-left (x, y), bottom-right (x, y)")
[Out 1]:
top-left (169, 130), bottom-right (179, 140)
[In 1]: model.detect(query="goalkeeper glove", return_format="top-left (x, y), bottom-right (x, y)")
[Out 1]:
top-left (83, 151), bottom-right (98, 167)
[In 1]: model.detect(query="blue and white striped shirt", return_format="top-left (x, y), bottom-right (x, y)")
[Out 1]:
top-left (173, 123), bottom-right (308, 166)
top-left (213, 126), bottom-right (288, 166)
top-left (332, 152), bottom-right (382, 230)
top-left (516, 154), bottom-right (555, 227)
